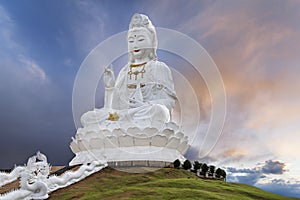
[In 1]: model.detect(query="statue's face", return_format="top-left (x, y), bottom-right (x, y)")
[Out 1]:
top-left (128, 28), bottom-right (153, 61)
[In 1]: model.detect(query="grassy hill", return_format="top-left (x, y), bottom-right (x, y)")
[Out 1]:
top-left (49, 167), bottom-right (297, 200)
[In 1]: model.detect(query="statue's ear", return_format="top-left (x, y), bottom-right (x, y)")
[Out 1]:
top-left (148, 49), bottom-right (157, 61)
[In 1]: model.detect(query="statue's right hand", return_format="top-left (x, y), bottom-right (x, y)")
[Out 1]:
top-left (103, 65), bottom-right (115, 88)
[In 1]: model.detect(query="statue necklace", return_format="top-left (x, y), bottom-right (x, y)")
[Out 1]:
top-left (128, 62), bottom-right (147, 80)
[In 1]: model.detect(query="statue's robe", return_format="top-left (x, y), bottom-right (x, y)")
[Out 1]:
top-left (81, 60), bottom-right (177, 127)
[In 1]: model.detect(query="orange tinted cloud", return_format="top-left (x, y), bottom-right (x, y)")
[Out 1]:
top-left (178, 1), bottom-right (300, 164)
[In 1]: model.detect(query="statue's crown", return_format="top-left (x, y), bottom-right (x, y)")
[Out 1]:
top-left (129, 13), bottom-right (154, 31)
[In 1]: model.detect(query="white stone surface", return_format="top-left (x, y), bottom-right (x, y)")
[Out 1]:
top-left (69, 13), bottom-right (190, 166)
top-left (89, 138), bottom-right (104, 149)
top-left (0, 152), bottom-right (107, 200)
top-left (69, 123), bottom-right (189, 166)
top-left (0, 166), bottom-right (25, 187)
top-left (70, 141), bottom-right (80, 153)
top-left (69, 147), bottom-right (185, 166)
top-left (166, 137), bottom-right (181, 149)
top-left (177, 141), bottom-right (189, 155)
top-left (134, 134), bottom-right (150, 146)
top-left (151, 135), bottom-right (168, 147)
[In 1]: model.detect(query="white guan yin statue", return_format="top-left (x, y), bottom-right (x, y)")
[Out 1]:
top-left (69, 13), bottom-right (189, 166)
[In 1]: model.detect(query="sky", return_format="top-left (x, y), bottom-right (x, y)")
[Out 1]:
top-left (0, 0), bottom-right (300, 198)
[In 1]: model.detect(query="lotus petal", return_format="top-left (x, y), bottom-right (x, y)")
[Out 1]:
top-left (177, 141), bottom-right (189, 154)
top-left (166, 137), bottom-right (180, 148)
top-left (151, 135), bottom-right (168, 147)
top-left (119, 135), bottom-right (134, 147)
top-left (89, 138), bottom-right (104, 149)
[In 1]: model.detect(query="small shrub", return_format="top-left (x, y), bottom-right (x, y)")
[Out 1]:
top-left (173, 159), bottom-right (181, 169)
top-left (183, 160), bottom-right (192, 170)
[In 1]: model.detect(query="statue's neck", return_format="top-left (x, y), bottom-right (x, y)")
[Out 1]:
top-left (132, 57), bottom-right (151, 65)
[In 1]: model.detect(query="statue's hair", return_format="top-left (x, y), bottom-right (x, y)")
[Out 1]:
top-left (128, 13), bottom-right (157, 62)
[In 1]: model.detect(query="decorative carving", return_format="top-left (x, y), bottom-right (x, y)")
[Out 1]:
top-left (0, 152), bottom-right (107, 200)
top-left (106, 112), bottom-right (119, 121)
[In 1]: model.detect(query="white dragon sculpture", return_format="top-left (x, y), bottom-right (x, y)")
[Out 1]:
top-left (0, 151), bottom-right (107, 200)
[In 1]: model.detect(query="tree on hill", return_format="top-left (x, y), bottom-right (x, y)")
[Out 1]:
top-left (193, 161), bottom-right (202, 172)
top-left (215, 168), bottom-right (222, 178)
top-left (173, 159), bottom-right (181, 169)
top-left (183, 160), bottom-right (192, 170)
top-left (221, 169), bottom-right (227, 181)
top-left (209, 165), bottom-right (215, 177)
top-left (200, 163), bottom-right (208, 177)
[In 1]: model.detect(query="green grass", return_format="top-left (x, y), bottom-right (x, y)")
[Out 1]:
top-left (49, 167), bottom-right (297, 200)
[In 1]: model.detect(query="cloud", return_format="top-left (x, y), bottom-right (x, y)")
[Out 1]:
top-left (257, 179), bottom-right (300, 198)
top-left (227, 159), bottom-right (288, 184)
top-left (227, 167), bottom-right (259, 174)
top-left (0, 5), bottom-right (47, 83)
top-left (225, 159), bottom-right (300, 197)
top-left (18, 54), bottom-right (46, 81)
top-left (227, 166), bottom-right (263, 185)
top-left (64, 1), bottom-right (107, 55)
top-left (229, 173), bottom-right (262, 186)
top-left (63, 58), bottom-right (73, 67)
top-left (165, 1), bottom-right (300, 171)
top-left (0, 5), bottom-right (73, 168)
top-left (0, 5), bottom-right (18, 51)
top-left (262, 160), bottom-right (287, 175)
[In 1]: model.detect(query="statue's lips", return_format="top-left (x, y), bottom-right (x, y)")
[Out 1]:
top-left (133, 49), bottom-right (140, 52)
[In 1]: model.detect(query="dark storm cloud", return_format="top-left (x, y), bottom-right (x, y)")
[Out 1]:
top-left (227, 166), bottom-right (262, 185)
top-left (231, 174), bottom-right (262, 186)
top-left (0, 4), bottom-right (76, 168)
top-left (257, 179), bottom-right (300, 198)
top-left (227, 159), bottom-right (288, 186)
top-left (227, 167), bottom-right (259, 174)
top-left (262, 160), bottom-right (287, 174)
top-left (228, 160), bottom-right (287, 176)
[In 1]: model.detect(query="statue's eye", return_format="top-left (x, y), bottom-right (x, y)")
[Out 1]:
top-left (129, 40), bottom-right (134, 43)
top-left (138, 39), bottom-right (144, 42)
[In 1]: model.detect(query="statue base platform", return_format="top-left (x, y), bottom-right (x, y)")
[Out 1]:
top-left (69, 121), bottom-right (189, 166)
top-left (69, 147), bottom-right (186, 166)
